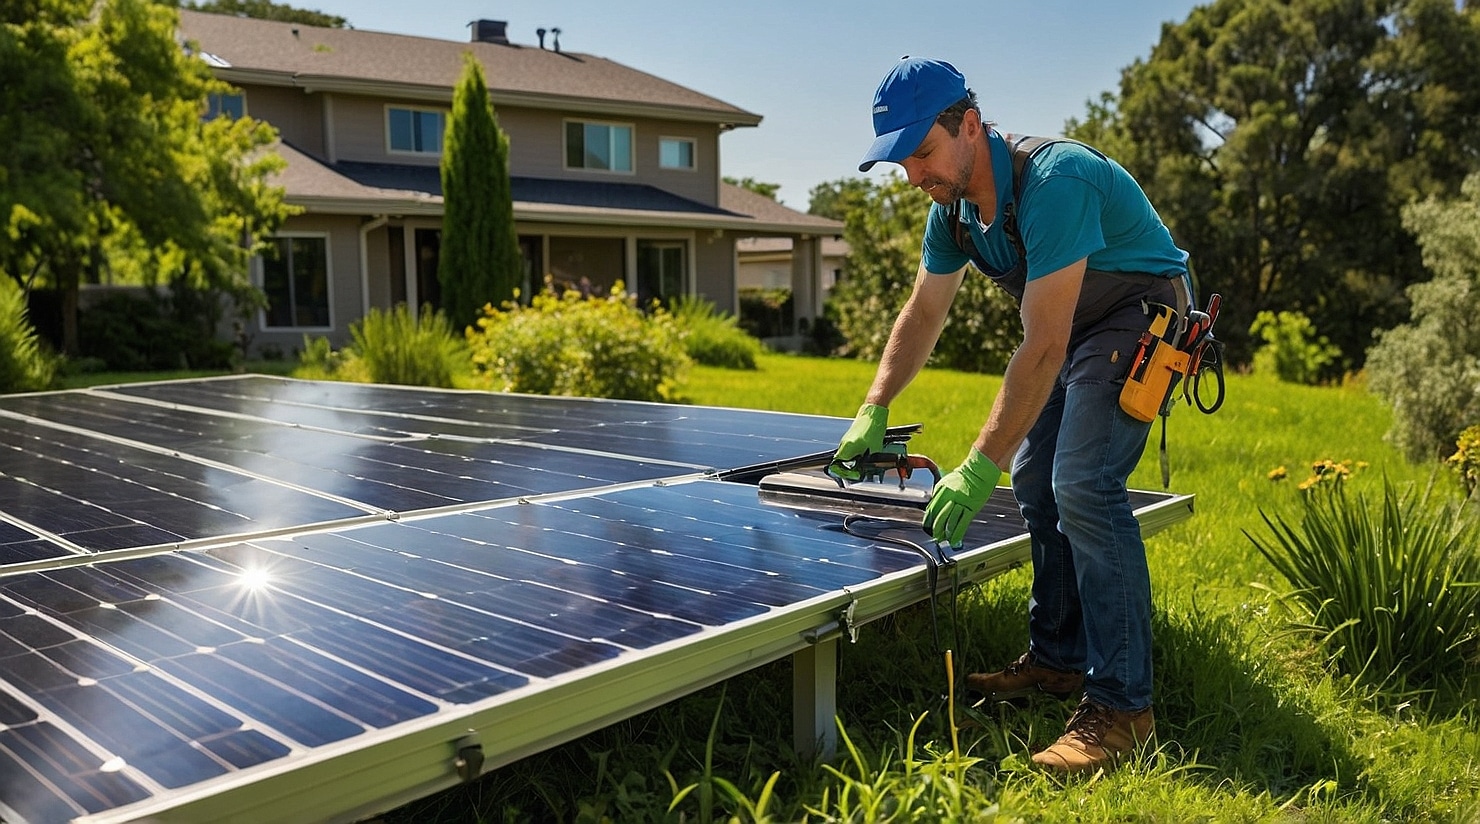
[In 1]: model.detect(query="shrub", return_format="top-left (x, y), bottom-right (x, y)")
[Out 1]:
top-left (77, 287), bottom-right (235, 371)
top-left (468, 284), bottom-right (689, 402)
top-left (294, 334), bottom-right (368, 383)
top-left (0, 279), bottom-right (57, 393)
top-left (1450, 425), bottom-right (1480, 498)
top-left (738, 287), bottom-right (793, 339)
top-left (1248, 475), bottom-right (1480, 709)
top-left (1367, 174), bottom-right (1480, 462)
top-left (350, 304), bottom-right (464, 388)
top-left (670, 296), bottom-right (761, 369)
top-left (1249, 310), bottom-right (1341, 384)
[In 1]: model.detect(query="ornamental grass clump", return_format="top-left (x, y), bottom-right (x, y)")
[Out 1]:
top-left (1249, 471), bottom-right (1480, 710)
top-left (351, 304), bottom-right (465, 387)
top-left (469, 283), bottom-right (689, 402)
top-left (669, 295), bottom-right (762, 370)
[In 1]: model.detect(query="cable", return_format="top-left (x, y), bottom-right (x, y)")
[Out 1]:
top-left (839, 515), bottom-right (963, 664)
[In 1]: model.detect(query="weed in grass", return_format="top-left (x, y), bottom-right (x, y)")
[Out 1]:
top-left (1249, 475), bottom-right (1480, 713)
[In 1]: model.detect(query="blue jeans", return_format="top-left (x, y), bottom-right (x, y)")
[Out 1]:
top-left (1010, 355), bottom-right (1156, 712)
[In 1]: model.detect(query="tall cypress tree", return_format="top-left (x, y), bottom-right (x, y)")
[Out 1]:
top-left (440, 52), bottom-right (521, 330)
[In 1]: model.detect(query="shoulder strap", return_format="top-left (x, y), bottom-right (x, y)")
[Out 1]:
top-left (950, 133), bottom-right (1078, 262)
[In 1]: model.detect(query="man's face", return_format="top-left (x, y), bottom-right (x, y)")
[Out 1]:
top-left (898, 114), bottom-right (975, 204)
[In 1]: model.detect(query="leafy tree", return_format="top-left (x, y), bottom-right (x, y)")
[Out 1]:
top-left (439, 52), bottom-right (521, 330)
top-left (821, 175), bottom-right (1020, 372)
top-left (808, 178), bottom-right (873, 220)
top-left (185, 0), bottom-right (347, 28)
top-left (0, 0), bottom-right (291, 353)
top-left (724, 176), bottom-right (781, 201)
top-left (1068, 0), bottom-right (1480, 367)
top-left (1366, 172), bottom-right (1480, 461)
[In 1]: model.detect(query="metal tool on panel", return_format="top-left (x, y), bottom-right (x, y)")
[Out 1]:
top-left (755, 435), bottom-right (962, 656)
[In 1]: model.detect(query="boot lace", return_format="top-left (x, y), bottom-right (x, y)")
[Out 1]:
top-left (1063, 698), bottom-right (1114, 747)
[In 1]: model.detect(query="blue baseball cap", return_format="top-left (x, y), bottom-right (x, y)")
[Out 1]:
top-left (858, 57), bottom-right (968, 172)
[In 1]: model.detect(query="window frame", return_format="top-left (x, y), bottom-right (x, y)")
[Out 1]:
top-left (564, 118), bottom-right (635, 174)
top-left (258, 232), bottom-right (334, 331)
top-left (386, 105), bottom-right (448, 156)
top-left (205, 92), bottom-right (246, 120)
top-left (658, 136), bottom-right (696, 171)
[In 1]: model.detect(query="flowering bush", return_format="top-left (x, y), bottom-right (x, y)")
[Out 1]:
top-left (468, 283), bottom-right (689, 402)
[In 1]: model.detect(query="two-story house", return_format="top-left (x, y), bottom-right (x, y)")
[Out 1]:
top-left (176, 11), bottom-right (843, 356)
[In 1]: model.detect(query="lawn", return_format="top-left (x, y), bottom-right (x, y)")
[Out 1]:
top-left (383, 352), bottom-right (1477, 823)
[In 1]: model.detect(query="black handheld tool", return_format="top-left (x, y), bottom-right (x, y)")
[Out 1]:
top-left (827, 443), bottom-right (942, 490)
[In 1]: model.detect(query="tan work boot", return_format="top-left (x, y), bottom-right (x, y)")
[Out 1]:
top-left (964, 651), bottom-right (1084, 702)
top-left (1032, 695), bottom-right (1155, 774)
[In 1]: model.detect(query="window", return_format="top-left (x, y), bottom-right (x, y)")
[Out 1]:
top-left (659, 137), bottom-right (695, 170)
top-left (565, 120), bottom-right (633, 172)
top-left (261, 236), bottom-right (331, 328)
top-left (388, 107), bottom-right (445, 154)
top-left (637, 240), bottom-right (686, 306)
top-left (205, 92), bottom-right (244, 120)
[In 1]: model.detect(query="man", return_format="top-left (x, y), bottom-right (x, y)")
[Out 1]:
top-left (832, 57), bottom-right (1192, 774)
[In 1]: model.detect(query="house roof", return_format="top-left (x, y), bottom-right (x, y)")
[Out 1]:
top-left (176, 10), bottom-right (762, 127)
top-left (272, 142), bottom-right (844, 235)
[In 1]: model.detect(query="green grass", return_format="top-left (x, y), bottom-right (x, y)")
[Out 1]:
top-left (379, 352), bottom-right (1476, 823)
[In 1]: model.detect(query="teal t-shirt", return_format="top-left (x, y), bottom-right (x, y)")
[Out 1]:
top-left (921, 130), bottom-right (1189, 281)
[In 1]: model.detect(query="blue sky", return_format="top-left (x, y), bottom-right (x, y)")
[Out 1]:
top-left (292, 0), bottom-right (1205, 208)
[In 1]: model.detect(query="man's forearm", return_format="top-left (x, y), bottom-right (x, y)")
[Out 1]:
top-left (972, 339), bottom-right (1063, 467)
top-left (864, 267), bottom-right (962, 408)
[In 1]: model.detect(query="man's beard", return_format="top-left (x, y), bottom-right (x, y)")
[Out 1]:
top-left (922, 156), bottom-right (972, 203)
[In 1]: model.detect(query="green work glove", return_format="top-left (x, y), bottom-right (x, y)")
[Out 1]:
top-left (830, 403), bottom-right (889, 481)
top-left (923, 448), bottom-right (1002, 547)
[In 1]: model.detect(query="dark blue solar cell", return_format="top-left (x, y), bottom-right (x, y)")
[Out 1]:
top-left (62, 605), bottom-right (198, 660)
top-left (294, 621), bottom-right (525, 702)
top-left (0, 614), bottom-right (76, 650)
top-left (157, 647), bottom-right (366, 747)
top-left (4, 651), bottom-right (93, 693)
top-left (114, 597), bottom-right (250, 650)
top-left (44, 566), bottom-right (153, 605)
top-left (366, 596), bottom-right (622, 679)
top-left (0, 538), bottom-right (71, 566)
top-left (45, 681), bottom-right (229, 789)
top-left (2, 575), bottom-right (103, 614)
top-left (0, 723), bottom-right (151, 819)
top-left (399, 520), bottom-right (768, 626)
top-left (198, 728), bottom-right (293, 769)
top-left (57, 524), bottom-right (184, 552)
top-left (454, 580), bottom-right (702, 649)
top-left (214, 637), bottom-right (436, 728)
top-left (0, 689), bottom-right (37, 725)
top-left (74, 670), bottom-right (291, 773)
top-left (40, 640), bottom-right (139, 681)
top-left (109, 553), bottom-right (240, 594)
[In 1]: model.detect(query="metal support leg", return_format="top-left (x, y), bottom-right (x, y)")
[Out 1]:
top-left (792, 637), bottom-right (838, 760)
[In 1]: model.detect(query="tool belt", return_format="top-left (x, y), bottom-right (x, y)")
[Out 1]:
top-left (1120, 292), bottom-right (1225, 422)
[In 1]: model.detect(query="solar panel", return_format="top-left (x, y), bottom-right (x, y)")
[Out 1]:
top-left (0, 376), bottom-right (1193, 823)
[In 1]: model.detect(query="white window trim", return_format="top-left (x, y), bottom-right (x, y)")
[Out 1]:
top-left (563, 118), bottom-right (636, 175)
top-left (385, 104), bottom-right (448, 157)
top-left (257, 231), bottom-right (334, 332)
top-left (658, 136), bottom-right (697, 171)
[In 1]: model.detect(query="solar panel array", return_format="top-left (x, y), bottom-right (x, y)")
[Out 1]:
top-left (0, 376), bottom-right (1188, 823)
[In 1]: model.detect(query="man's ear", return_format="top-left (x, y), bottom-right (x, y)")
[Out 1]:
top-left (963, 106), bottom-right (982, 138)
